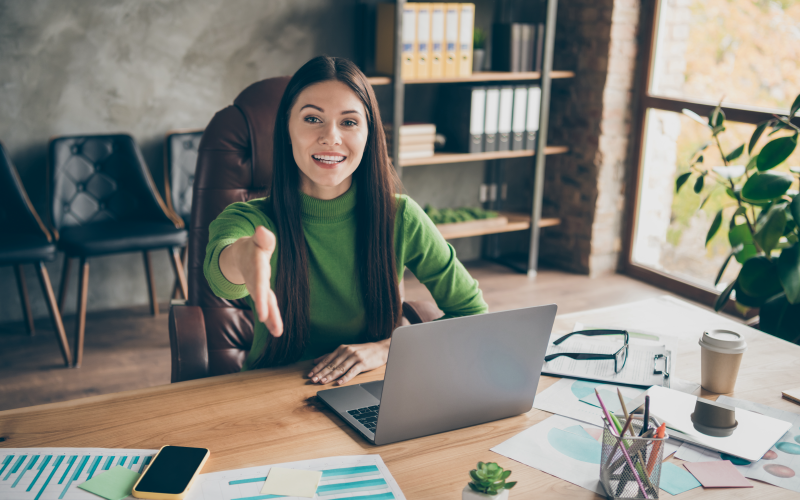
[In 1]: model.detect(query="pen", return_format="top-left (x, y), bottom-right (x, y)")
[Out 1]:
top-left (595, 389), bottom-right (649, 499)
top-left (617, 389), bottom-right (656, 493)
top-left (646, 423), bottom-right (666, 475)
top-left (640, 395), bottom-right (650, 437)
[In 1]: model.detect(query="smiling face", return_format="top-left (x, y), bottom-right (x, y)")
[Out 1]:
top-left (287, 80), bottom-right (369, 200)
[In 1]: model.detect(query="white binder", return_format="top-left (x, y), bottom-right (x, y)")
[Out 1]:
top-left (525, 85), bottom-right (541, 150)
top-left (483, 87), bottom-right (500, 152)
top-left (497, 86), bottom-right (514, 152)
top-left (469, 87), bottom-right (487, 153)
top-left (511, 86), bottom-right (528, 150)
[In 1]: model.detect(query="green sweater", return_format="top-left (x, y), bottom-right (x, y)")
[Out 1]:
top-left (204, 183), bottom-right (488, 369)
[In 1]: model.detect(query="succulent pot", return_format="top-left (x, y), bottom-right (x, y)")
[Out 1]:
top-left (473, 49), bottom-right (486, 72)
top-left (463, 485), bottom-right (509, 500)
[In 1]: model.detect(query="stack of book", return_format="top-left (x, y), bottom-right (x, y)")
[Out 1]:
top-left (376, 3), bottom-right (475, 80)
top-left (491, 22), bottom-right (545, 73)
top-left (437, 84), bottom-right (541, 154)
top-left (385, 123), bottom-right (436, 160)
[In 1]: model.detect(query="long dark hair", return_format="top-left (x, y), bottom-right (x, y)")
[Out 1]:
top-left (253, 56), bottom-right (402, 367)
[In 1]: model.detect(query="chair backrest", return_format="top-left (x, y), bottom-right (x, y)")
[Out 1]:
top-left (164, 130), bottom-right (204, 226)
top-left (49, 134), bottom-right (182, 230)
top-left (0, 141), bottom-right (52, 241)
top-left (188, 77), bottom-right (291, 375)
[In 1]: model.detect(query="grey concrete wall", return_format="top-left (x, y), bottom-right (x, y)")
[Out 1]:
top-left (0, 0), bottom-right (358, 322)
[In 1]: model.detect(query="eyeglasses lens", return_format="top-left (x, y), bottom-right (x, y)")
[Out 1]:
top-left (614, 344), bottom-right (628, 373)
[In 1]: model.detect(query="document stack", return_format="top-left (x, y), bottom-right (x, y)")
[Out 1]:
top-left (375, 3), bottom-right (475, 80)
top-left (491, 22), bottom-right (545, 72)
top-left (437, 84), bottom-right (541, 154)
top-left (385, 123), bottom-right (436, 160)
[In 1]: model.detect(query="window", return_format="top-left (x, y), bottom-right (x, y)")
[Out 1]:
top-left (626, 0), bottom-right (800, 301)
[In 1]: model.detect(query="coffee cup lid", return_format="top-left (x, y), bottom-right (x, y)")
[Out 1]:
top-left (698, 329), bottom-right (747, 354)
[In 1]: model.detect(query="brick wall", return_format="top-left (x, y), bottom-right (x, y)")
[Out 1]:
top-left (541, 0), bottom-right (641, 276)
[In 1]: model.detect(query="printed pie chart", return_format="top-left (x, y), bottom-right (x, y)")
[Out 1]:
top-left (720, 453), bottom-right (750, 466)
top-left (764, 464), bottom-right (795, 478)
top-left (547, 427), bottom-right (602, 464)
top-left (775, 442), bottom-right (800, 455)
top-left (762, 450), bottom-right (778, 460)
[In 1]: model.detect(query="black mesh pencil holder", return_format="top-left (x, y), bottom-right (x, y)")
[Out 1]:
top-left (600, 416), bottom-right (667, 499)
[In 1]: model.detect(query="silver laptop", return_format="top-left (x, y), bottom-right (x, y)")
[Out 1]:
top-left (317, 304), bottom-right (557, 445)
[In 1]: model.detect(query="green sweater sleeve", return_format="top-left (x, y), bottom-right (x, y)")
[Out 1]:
top-left (398, 196), bottom-right (489, 319)
top-left (203, 199), bottom-right (277, 300)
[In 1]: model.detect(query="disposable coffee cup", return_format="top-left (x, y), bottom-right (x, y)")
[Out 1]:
top-left (699, 329), bottom-right (747, 393)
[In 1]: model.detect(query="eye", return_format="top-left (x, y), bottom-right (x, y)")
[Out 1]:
top-left (342, 119), bottom-right (358, 127)
top-left (304, 116), bottom-right (321, 124)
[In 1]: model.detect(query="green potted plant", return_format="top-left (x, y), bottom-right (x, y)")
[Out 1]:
top-left (463, 461), bottom-right (517, 500)
top-left (473, 28), bottom-right (486, 73)
top-left (675, 93), bottom-right (800, 342)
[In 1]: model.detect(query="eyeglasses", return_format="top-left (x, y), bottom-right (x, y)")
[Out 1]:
top-left (544, 329), bottom-right (629, 373)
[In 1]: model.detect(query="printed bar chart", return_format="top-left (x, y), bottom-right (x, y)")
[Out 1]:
top-left (0, 448), bottom-right (156, 500)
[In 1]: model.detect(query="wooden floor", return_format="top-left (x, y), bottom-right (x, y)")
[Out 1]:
top-left (0, 262), bottom-right (690, 412)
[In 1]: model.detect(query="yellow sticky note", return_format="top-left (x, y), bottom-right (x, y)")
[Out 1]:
top-left (260, 467), bottom-right (322, 498)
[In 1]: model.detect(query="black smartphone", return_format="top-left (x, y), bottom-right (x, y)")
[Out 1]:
top-left (132, 445), bottom-right (210, 499)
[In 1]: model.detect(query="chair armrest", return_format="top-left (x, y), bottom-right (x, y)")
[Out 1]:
top-left (402, 300), bottom-right (444, 324)
top-left (168, 305), bottom-right (210, 382)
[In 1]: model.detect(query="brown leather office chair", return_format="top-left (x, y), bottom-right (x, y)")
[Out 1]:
top-left (169, 76), bottom-right (442, 383)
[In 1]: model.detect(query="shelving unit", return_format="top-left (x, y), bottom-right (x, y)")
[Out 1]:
top-left (400, 146), bottom-right (569, 167)
top-left (371, 0), bottom-right (564, 276)
top-left (436, 212), bottom-right (561, 240)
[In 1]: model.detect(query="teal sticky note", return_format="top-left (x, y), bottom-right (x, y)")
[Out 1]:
top-left (78, 466), bottom-right (140, 500)
top-left (660, 462), bottom-right (701, 496)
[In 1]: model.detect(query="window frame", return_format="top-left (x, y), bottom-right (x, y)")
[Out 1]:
top-left (621, 0), bottom-right (800, 309)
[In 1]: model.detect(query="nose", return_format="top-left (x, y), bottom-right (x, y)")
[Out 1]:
top-left (319, 121), bottom-right (342, 146)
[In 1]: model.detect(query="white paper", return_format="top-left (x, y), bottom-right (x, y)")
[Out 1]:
top-left (0, 448), bottom-right (157, 500)
top-left (676, 397), bottom-right (800, 494)
top-left (186, 455), bottom-right (405, 500)
top-left (492, 415), bottom-right (605, 494)
top-left (645, 386), bottom-right (792, 461)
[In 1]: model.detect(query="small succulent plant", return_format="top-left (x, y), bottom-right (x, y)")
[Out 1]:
top-left (468, 462), bottom-right (517, 496)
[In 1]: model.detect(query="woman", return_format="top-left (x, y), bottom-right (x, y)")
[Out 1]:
top-left (204, 56), bottom-right (487, 385)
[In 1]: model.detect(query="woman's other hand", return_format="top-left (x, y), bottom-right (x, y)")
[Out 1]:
top-left (309, 339), bottom-right (391, 385)
top-left (219, 226), bottom-right (284, 337)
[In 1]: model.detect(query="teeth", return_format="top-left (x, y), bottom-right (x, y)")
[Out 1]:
top-left (313, 154), bottom-right (346, 162)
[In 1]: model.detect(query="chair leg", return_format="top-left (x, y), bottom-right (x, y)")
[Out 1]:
top-left (143, 251), bottom-right (159, 316)
top-left (74, 258), bottom-right (90, 368)
top-left (36, 262), bottom-right (73, 367)
top-left (14, 264), bottom-right (35, 335)
top-left (58, 255), bottom-right (72, 313)
top-left (169, 247), bottom-right (189, 301)
top-left (171, 246), bottom-right (188, 300)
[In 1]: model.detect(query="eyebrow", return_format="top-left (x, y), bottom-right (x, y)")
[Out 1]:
top-left (300, 104), bottom-right (362, 116)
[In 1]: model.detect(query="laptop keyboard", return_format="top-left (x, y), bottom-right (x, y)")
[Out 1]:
top-left (347, 405), bottom-right (380, 432)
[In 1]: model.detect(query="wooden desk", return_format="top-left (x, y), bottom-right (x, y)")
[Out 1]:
top-left (1, 296), bottom-right (799, 499)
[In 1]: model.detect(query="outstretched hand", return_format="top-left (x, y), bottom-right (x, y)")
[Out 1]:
top-left (308, 339), bottom-right (391, 385)
top-left (220, 225), bottom-right (284, 337)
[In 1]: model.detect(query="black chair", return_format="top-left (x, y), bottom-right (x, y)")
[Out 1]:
top-left (0, 141), bottom-right (72, 366)
top-left (50, 134), bottom-right (188, 367)
top-left (164, 130), bottom-right (204, 300)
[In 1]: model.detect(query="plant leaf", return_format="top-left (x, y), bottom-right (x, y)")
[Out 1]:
top-left (791, 93), bottom-right (800, 117)
top-left (694, 175), bottom-right (705, 194)
top-left (682, 108), bottom-right (709, 126)
top-left (501, 470), bottom-right (511, 480)
top-left (729, 206), bottom-right (747, 228)
top-left (715, 278), bottom-right (736, 312)
top-left (715, 252), bottom-right (734, 286)
top-left (754, 205), bottom-right (787, 254)
top-left (738, 256), bottom-right (783, 299)
top-left (779, 244), bottom-right (800, 304)
top-left (468, 482), bottom-right (482, 492)
top-left (741, 171), bottom-right (794, 202)
top-left (746, 155), bottom-right (758, 171)
top-left (757, 134), bottom-right (798, 171)
top-left (749, 121), bottom-right (769, 154)
top-left (713, 165), bottom-right (745, 180)
top-left (675, 172), bottom-right (691, 193)
top-left (769, 120), bottom-right (789, 136)
top-left (792, 194), bottom-right (800, 225)
top-left (706, 209), bottom-right (723, 246)
top-left (505, 482), bottom-right (517, 489)
top-left (725, 144), bottom-right (745, 162)
top-left (729, 224), bottom-right (757, 263)
top-left (709, 104), bottom-right (724, 128)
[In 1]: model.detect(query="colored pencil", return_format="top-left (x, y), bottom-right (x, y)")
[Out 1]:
top-left (595, 389), bottom-right (648, 499)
